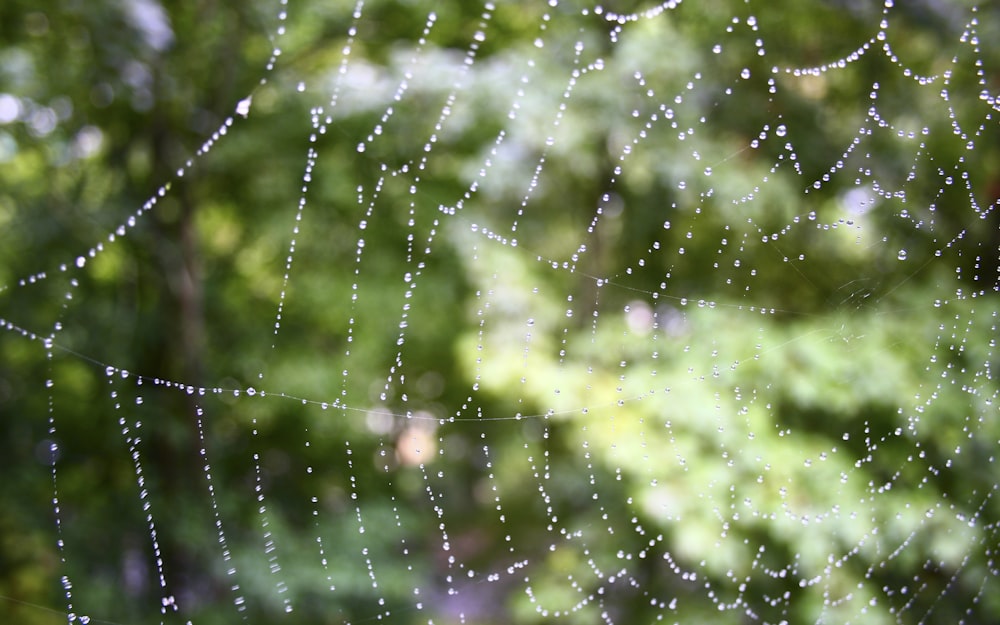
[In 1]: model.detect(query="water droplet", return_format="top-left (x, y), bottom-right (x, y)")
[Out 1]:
top-left (236, 96), bottom-right (252, 118)
top-left (246, 387), bottom-right (257, 396)
top-left (740, 68), bottom-right (751, 80)
top-left (775, 124), bottom-right (787, 137)
top-left (897, 249), bottom-right (908, 261)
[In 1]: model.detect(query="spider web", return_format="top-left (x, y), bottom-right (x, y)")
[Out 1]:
top-left (1, 0), bottom-right (1000, 624)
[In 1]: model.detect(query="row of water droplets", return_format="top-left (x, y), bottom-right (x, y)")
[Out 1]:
top-left (11, 1), bottom-right (295, 623)
top-left (466, 1), bottom-right (996, 621)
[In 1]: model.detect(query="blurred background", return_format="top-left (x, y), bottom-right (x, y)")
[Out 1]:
top-left (1, 0), bottom-right (1000, 623)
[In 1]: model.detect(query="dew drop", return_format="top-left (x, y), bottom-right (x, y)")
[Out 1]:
top-left (236, 96), bottom-right (252, 118)
top-left (897, 249), bottom-right (908, 261)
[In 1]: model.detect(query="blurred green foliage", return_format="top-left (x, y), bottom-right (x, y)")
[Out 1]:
top-left (1, 1), bottom-right (999, 624)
